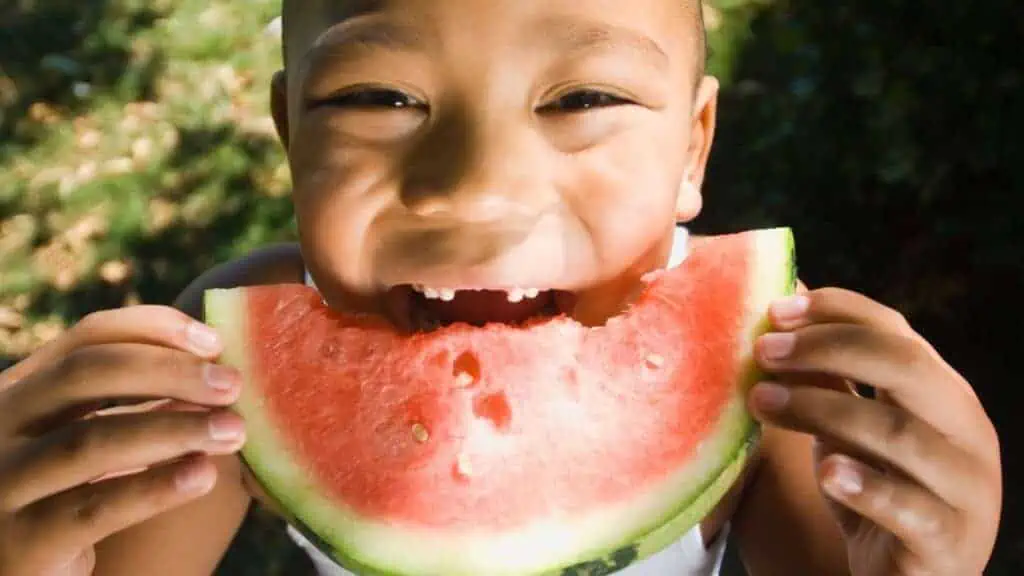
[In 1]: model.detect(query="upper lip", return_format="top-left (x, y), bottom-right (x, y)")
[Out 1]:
top-left (407, 284), bottom-right (547, 292)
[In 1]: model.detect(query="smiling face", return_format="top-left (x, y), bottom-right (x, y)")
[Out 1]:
top-left (271, 0), bottom-right (718, 328)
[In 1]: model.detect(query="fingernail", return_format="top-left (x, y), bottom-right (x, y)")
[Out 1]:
top-left (186, 322), bottom-right (222, 356)
top-left (826, 458), bottom-right (863, 495)
top-left (772, 295), bottom-right (809, 322)
top-left (208, 412), bottom-right (245, 442)
top-left (760, 332), bottom-right (796, 360)
top-left (204, 364), bottom-right (238, 392)
top-left (751, 381), bottom-right (790, 412)
top-left (175, 460), bottom-right (216, 494)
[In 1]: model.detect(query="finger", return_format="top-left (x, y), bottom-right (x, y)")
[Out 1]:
top-left (755, 324), bottom-right (984, 440)
top-left (0, 306), bottom-right (223, 391)
top-left (769, 287), bottom-right (916, 335)
top-left (15, 454), bottom-right (218, 564)
top-left (769, 287), bottom-right (977, 402)
top-left (0, 410), bottom-right (245, 511)
top-left (3, 343), bottom-right (241, 435)
top-left (749, 382), bottom-right (971, 506)
top-left (818, 454), bottom-right (954, 560)
top-left (809, 437), bottom-right (862, 535)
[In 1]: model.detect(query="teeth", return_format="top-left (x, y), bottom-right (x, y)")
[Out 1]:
top-left (506, 288), bottom-right (541, 302)
top-left (412, 285), bottom-right (544, 302)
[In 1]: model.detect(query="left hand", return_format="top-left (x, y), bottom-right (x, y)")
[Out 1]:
top-left (747, 287), bottom-right (1002, 576)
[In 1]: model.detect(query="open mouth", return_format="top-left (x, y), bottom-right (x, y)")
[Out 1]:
top-left (385, 285), bottom-right (576, 331)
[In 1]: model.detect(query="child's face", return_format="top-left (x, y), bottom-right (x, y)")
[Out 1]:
top-left (272, 0), bottom-right (718, 327)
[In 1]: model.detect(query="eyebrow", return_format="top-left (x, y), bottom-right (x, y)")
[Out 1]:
top-left (300, 14), bottom-right (669, 75)
top-left (531, 17), bottom-right (670, 71)
top-left (303, 16), bottom-right (425, 69)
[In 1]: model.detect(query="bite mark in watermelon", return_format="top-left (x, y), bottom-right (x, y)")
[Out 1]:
top-left (205, 227), bottom-right (796, 576)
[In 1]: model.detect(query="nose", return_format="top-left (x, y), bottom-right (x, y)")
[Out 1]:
top-left (400, 108), bottom-right (554, 224)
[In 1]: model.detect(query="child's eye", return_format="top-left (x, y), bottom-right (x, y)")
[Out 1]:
top-left (315, 88), bottom-right (427, 110)
top-left (538, 90), bottom-right (632, 113)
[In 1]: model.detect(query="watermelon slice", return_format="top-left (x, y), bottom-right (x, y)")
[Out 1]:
top-left (205, 227), bottom-right (796, 576)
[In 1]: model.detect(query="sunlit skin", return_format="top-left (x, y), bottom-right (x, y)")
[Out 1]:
top-left (0, 0), bottom-right (1002, 575)
top-left (279, 0), bottom-right (712, 327)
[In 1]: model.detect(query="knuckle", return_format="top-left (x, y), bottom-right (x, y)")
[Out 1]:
top-left (53, 347), bottom-right (92, 384)
top-left (54, 420), bottom-right (107, 462)
top-left (809, 323), bottom-right (862, 361)
top-left (810, 285), bottom-right (846, 303)
top-left (900, 501), bottom-right (946, 540)
top-left (72, 310), bottom-right (110, 337)
top-left (150, 412), bottom-right (202, 450)
top-left (53, 344), bottom-right (120, 387)
top-left (133, 467), bottom-right (185, 511)
top-left (867, 475), bottom-right (895, 511)
top-left (889, 332), bottom-right (932, 373)
top-left (891, 551), bottom-right (930, 576)
top-left (921, 511), bottom-right (948, 540)
top-left (880, 304), bottom-right (915, 334)
top-left (881, 409), bottom-right (923, 456)
top-left (804, 287), bottom-right (841, 315)
top-left (814, 391), bottom-right (855, 428)
top-left (162, 350), bottom-right (200, 384)
top-left (70, 489), bottom-right (105, 528)
top-left (55, 425), bottom-right (91, 461)
top-left (144, 305), bottom-right (192, 335)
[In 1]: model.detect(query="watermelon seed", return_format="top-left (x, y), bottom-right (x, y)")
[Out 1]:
top-left (454, 372), bottom-right (475, 388)
top-left (645, 354), bottom-right (665, 369)
top-left (411, 422), bottom-right (430, 443)
top-left (454, 454), bottom-right (473, 478)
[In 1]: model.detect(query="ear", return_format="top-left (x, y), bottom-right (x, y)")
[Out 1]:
top-left (270, 69), bottom-right (290, 150)
top-left (676, 75), bottom-right (719, 223)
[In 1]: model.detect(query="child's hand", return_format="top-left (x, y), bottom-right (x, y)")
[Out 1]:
top-left (0, 306), bottom-right (246, 576)
top-left (748, 287), bottom-right (1001, 576)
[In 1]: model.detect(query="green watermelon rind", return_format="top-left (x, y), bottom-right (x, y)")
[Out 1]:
top-left (205, 227), bottom-right (795, 576)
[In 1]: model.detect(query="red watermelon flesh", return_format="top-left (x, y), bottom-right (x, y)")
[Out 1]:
top-left (206, 227), bottom-right (796, 576)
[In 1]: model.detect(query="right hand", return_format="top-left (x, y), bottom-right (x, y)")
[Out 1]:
top-left (0, 306), bottom-right (246, 575)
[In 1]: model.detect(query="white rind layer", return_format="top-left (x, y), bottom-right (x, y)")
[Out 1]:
top-left (205, 227), bottom-right (795, 576)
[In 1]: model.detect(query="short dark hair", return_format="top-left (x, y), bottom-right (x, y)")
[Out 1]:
top-left (282, 1), bottom-right (708, 81)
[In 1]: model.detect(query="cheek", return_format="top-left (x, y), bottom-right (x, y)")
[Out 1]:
top-left (288, 125), bottom-right (393, 291)
top-left (561, 125), bottom-right (687, 269)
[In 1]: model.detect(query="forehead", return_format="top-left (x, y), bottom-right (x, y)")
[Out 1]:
top-left (282, 0), bottom-right (701, 69)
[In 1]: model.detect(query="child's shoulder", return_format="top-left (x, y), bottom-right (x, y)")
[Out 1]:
top-left (174, 242), bottom-right (305, 320)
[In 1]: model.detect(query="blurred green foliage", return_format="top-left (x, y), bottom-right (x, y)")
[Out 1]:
top-left (0, 0), bottom-right (1019, 573)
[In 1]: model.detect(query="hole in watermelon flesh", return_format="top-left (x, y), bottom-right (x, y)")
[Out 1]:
top-left (473, 391), bottom-right (513, 431)
top-left (452, 351), bottom-right (481, 387)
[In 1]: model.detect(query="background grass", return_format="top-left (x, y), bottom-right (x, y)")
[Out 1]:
top-left (1, 0), bottom-right (1020, 574)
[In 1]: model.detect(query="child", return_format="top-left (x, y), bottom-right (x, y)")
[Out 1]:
top-left (0, 0), bottom-right (1002, 574)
